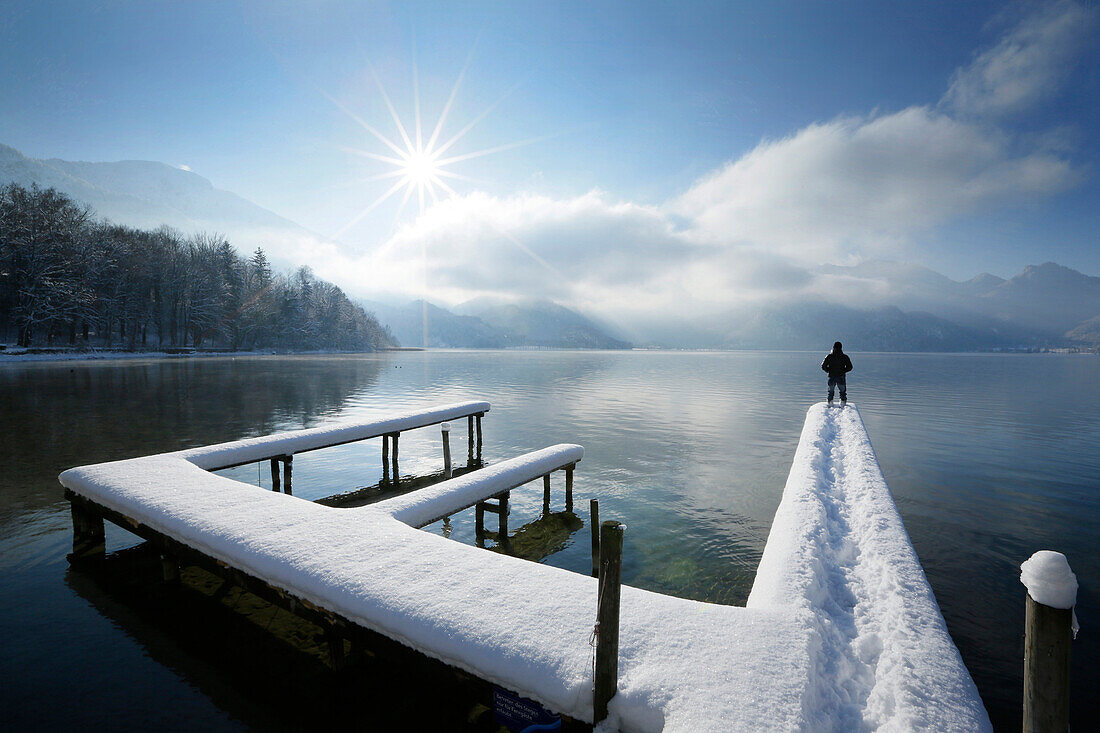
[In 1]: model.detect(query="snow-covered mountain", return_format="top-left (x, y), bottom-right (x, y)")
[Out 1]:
top-left (0, 142), bottom-right (314, 256)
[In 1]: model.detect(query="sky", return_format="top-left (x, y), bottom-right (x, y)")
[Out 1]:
top-left (1, 0), bottom-right (1098, 317)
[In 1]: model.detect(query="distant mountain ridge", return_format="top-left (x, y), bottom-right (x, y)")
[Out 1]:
top-left (0, 142), bottom-right (311, 250)
top-left (366, 298), bottom-right (632, 350)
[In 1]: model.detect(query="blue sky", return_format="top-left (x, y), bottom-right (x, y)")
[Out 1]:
top-left (1, 0), bottom-right (1098, 312)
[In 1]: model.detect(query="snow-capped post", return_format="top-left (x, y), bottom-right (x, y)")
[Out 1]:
top-left (1021, 550), bottom-right (1078, 733)
top-left (269, 457), bottom-right (281, 492)
top-left (594, 520), bottom-right (624, 724)
top-left (441, 422), bottom-right (452, 479)
top-left (589, 499), bottom-right (600, 577)
top-left (543, 474), bottom-right (552, 515)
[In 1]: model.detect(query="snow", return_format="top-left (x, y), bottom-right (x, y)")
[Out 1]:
top-left (1020, 551), bottom-right (1078, 609)
top-left (58, 401), bottom-right (990, 731)
top-left (376, 444), bottom-right (583, 527)
top-left (179, 401), bottom-right (489, 470)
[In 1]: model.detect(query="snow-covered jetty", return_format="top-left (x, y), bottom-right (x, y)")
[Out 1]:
top-left (60, 401), bottom-right (991, 731)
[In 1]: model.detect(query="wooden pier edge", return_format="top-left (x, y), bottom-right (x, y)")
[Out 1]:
top-left (63, 488), bottom-right (588, 729)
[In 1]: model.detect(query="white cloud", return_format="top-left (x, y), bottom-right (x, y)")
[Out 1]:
top-left (943, 0), bottom-right (1096, 117)
top-left (671, 105), bottom-right (1078, 262)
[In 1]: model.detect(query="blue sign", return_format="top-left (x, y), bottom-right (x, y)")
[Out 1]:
top-left (493, 686), bottom-right (562, 732)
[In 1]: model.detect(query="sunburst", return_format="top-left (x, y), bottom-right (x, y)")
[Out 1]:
top-left (327, 55), bottom-right (541, 240)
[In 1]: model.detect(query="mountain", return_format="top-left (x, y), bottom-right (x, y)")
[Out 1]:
top-left (366, 299), bottom-right (632, 349)
top-left (457, 298), bottom-right (632, 350)
top-left (0, 142), bottom-right (313, 257)
top-left (362, 300), bottom-right (511, 348)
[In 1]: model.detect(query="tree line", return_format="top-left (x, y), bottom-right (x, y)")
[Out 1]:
top-left (0, 183), bottom-right (395, 351)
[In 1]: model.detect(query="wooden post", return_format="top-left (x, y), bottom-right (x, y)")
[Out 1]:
top-left (70, 502), bottom-right (105, 560)
top-left (565, 465), bottom-right (574, 513)
top-left (543, 474), bottom-right (551, 515)
top-left (476, 413), bottom-right (483, 462)
top-left (594, 520), bottom-right (624, 724)
top-left (467, 416), bottom-right (475, 464)
top-left (498, 491), bottom-right (509, 542)
top-left (327, 628), bottom-right (346, 670)
top-left (1023, 594), bottom-right (1073, 732)
top-left (270, 457), bottom-right (281, 492)
top-left (475, 502), bottom-right (485, 539)
top-left (382, 434), bottom-right (390, 483)
top-left (161, 554), bottom-right (180, 583)
top-left (590, 499), bottom-right (600, 577)
top-left (282, 456), bottom-right (293, 496)
top-left (391, 433), bottom-right (400, 486)
top-left (441, 423), bottom-right (452, 479)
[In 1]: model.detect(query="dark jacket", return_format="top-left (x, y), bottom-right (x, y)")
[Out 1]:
top-left (821, 352), bottom-right (853, 378)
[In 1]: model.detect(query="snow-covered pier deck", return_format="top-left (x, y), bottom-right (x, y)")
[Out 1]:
top-left (60, 402), bottom-right (991, 731)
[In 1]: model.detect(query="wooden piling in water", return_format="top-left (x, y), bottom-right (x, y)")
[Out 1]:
top-left (270, 458), bottom-right (281, 492)
top-left (70, 502), bottom-right (105, 560)
top-left (594, 520), bottom-right (624, 724)
top-left (543, 474), bottom-right (551, 515)
top-left (441, 423), bottom-right (452, 479)
top-left (1023, 594), bottom-right (1073, 733)
top-left (565, 465), bottom-right (574, 513)
top-left (283, 456), bottom-right (293, 496)
top-left (475, 414), bottom-right (483, 462)
top-left (467, 416), bottom-right (475, 464)
top-left (382, 434), bottom-right (390, 483)
top-left (590, 499), bottom-right (600, 578)
top-left (498, 492), bottom-right (509, 542)
top-left (391, 433), bottom-right (400, 486)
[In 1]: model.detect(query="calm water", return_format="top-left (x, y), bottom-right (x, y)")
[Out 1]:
top-left (1, 351), bottom-right (1097, 730)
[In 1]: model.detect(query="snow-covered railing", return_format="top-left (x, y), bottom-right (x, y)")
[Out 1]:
top-left (185, 400), bottom-right (489, 470)
top-left (59, 402), bottom-right (992, 731)
top-left (375, 444), bottom-right (583, 528)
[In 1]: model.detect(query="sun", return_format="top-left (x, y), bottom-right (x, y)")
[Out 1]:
top-left (400, 149), bottom-right (442, 187)
top-left (325, 55), bottom-right (545, 239)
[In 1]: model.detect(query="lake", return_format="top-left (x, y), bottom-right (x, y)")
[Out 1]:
top-left (1, 351), bottom-right (1097, 730)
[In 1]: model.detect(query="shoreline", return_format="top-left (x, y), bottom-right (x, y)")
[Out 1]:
top-left (0, 347), bottom-right (390, 364)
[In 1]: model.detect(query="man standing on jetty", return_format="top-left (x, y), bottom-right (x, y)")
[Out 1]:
top-left (821, 341), bottom-right (853, 406)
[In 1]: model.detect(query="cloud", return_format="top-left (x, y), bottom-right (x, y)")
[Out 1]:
top-left (671, 105), bottom-right (1078, 262)
top-left (943, 0), bottom-right (1096, 117)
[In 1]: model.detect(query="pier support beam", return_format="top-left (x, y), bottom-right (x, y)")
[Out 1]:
top-left (590, 499), bottom-right (600, 578)
top-left (441, 423), bottom-right (453, 479)
top-left (270, 458), bottom-right (281, 492)
top-left (283, 456), bottom-right (293, 496)
top-left (467, 416), bottom-right (475, 465)
top-left (70, 501), bottom-right (105, 561)
top-left (594, 520), bottom-right (624, 724)
top-left (391, 433), bottom-right (400, 486)
top-left (543, 474), bottom-right (551, 515)
top-left (565, 465), bottom-right (574, 513)
top-left (382, 434), bottom-right (390, 483)
top-left (476, 413), bottom-right (483, 462)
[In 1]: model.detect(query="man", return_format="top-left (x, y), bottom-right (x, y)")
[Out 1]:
top-left (821, 341), bottom-right (853, 406)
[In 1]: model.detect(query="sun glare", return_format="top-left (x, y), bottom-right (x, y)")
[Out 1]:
top-left (401, 149), bottom-right (441, 187)
top-left (325, 54), bottom-right (547, 239)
